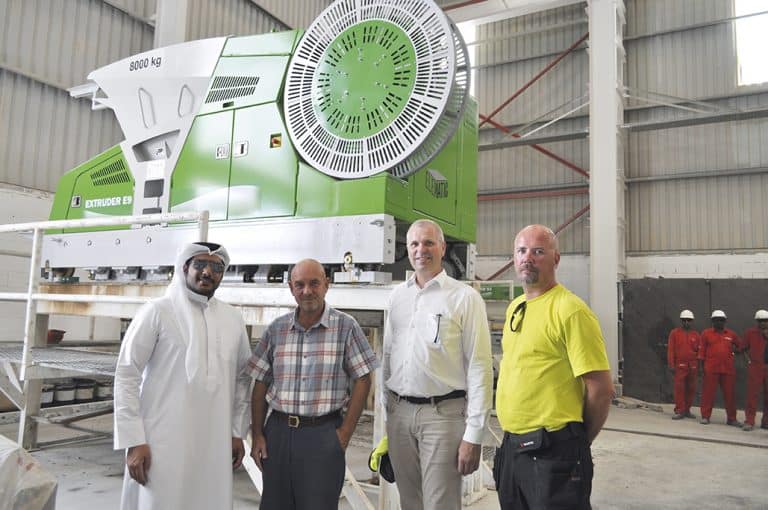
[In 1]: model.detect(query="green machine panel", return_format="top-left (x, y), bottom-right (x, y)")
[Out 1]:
top-left (456, 99), bottom-right (479, 241)
top-left (411, 137), bottom-right (459, 225)
top-left (48, 147), bottom-right (134, 234)
top-left (199, 56), bottom-right (291, 115)
top-left (295, 163), bottom-right (387, 217)
top-left (222, 30), bottom-right (301, 57)
top-left (170, 111), bottom-right (234, 220)
top-left (228, 103), bottom-right (298, 219)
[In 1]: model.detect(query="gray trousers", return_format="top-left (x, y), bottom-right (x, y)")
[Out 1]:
top-left (385, 396), bottom-right (466, 510)
top-left (259, 412), bottom-right (345, 510)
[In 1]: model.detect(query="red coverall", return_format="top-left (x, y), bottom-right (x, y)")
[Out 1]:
top-left (667, 327), bottom-right (700, 415)
top-left (698, 327), bottom-right (740, 421)
top-left (740, 327), bottom-right (768, 427)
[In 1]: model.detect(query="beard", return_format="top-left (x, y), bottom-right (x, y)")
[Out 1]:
top-left (189, 276), bottom-right (218, 297)
top-left (517, 265), bottom-right (539, 284)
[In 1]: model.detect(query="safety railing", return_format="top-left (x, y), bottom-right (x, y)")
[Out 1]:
top-left (0, 211), bottom-right (209, 381)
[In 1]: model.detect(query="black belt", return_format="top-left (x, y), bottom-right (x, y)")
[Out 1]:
top-left (391, 389), bottom-right (466, 405)
top-left (504, 422), bottom-right (585, 444)
top-left (272, 410), bottom-right (341, 428)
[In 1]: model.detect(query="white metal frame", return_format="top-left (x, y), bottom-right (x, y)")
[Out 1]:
top-left (0, 211), bottom-right (209, 384)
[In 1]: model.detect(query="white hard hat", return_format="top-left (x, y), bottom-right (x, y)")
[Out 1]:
top-left (755, 309), bottom-right (768, 320)
top-left (710, 310), bottom-right (727, 319)
top-left (679, 310), bottom-right (694, 320)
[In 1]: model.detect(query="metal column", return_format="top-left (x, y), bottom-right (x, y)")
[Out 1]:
top-left (587, 0), bottom-right (626, 380)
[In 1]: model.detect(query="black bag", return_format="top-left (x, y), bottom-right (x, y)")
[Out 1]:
top-left (512, 428), bottom-right (549, 453)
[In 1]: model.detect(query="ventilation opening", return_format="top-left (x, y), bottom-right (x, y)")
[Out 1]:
top-left (91, 159), bottom-right (131, 186)
top-left (205, 76), bottom-right (261, 103)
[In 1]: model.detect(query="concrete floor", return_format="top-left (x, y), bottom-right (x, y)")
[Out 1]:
top-left (2, 402), bottom-right (767, 509)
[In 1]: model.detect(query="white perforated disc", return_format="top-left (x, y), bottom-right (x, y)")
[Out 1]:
top-left (284, 0), bottom-right (470, 179)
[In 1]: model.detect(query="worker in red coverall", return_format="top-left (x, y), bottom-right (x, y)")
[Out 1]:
top-left (667, 309), bottom-right (700, 420)
top-left (740, 309), bottom-right (768, 431)
top-left (698, 310), bottom-right (741, 426)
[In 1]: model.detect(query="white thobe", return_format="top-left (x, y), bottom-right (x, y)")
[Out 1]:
top-left (114, 294), bottom-right (252, 510)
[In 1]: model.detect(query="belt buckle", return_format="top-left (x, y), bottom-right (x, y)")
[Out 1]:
top-left (288, 415), bottom-right (300, 428)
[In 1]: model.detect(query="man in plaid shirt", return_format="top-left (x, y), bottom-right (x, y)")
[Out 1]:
top-left (248, 258), bottom-right (379, 510)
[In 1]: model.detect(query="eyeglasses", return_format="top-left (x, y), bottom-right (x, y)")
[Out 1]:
top-left (190, 259), bottom-right (225, 274)
top-left (509, 301), bottom-right (527, 332)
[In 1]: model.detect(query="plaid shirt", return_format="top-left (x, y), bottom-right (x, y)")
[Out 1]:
top-left (248, 304), bottom-right (379, 416)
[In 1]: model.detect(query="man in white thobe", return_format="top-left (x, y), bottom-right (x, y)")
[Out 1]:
top-left (114, 242), bottom-right (252, 510)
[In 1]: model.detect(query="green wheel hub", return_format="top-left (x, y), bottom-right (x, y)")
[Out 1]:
top-left (315, 21), bottom-right (416, 139)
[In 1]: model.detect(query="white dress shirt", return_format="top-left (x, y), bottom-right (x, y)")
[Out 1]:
top-left (383, 270), bottom-right (493, 443)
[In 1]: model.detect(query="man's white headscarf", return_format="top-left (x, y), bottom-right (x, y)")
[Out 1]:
top-left (166, 242), bottom-right (230, 383)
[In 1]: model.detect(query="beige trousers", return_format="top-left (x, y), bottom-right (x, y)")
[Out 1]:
top-left (385, 396), bottom-right (466, 510)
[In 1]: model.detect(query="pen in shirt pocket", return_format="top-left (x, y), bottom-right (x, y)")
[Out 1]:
top-left (433, 313), bottom-right (442, 343)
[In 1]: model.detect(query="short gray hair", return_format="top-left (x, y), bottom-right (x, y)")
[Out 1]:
top-left (408, 219), bottom-right (445, 243)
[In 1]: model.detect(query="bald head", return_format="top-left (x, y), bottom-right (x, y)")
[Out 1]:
top-left (290, 259), bottom-right (325, 282)
top-left (289, 259), bottom-right (329, 324)
top-left (514, 225), bottom-right (558, 253)
top-left (513, 224), bottom-right (560, 297)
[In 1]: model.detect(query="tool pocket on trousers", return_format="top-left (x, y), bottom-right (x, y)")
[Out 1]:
top-left (492, 446), bottom-right (504, 491)
top-left (533, 457), bottom-right (586, 508)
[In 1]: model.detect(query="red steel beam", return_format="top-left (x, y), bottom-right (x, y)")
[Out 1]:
top-left (478, 187), bottom-right (588, 202)
top-left (480, 205), bottom-right (591, 281)
top-left (554, 204), bottom-right (590, 235)
top-left (480, 113), bottom-right (590, 178)
top-left (479, 32), bottom-right (588, 129)
top-left (474, 32), bottom-right (592, 280)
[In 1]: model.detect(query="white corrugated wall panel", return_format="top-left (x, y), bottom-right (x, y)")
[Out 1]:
top-left (625, 0), bottom-right (731, 37)
top-left (477, 51), bottom-right (588, 127)
top-left (473, 3), bottom-right (590, 255)
top-left (622, 0), bottom-right (768, 254)
top-left (626, 113), bottom-right (768, 253)
top-left (475, 3), bottom-right (588, 126)
top-left (0, 0), bottom-right (153, 191)
top-left (186, 0), bottom-right (285, 40)
top-left (1, 0), bottom-right (153, 90)
top-left (478, 194), bottom-right (590, 255)
top-left (478, 136), bottom-right (588, 190)
top-left (627, 174), bottom-right (768, 252)
top-left (628, 116), bottom-right (768, 179)
top-left (0, 70), bottom-right (123, 191)
top-left (106, 0), bottom-right (156, 21)
top-left (253, 0), bottom-right (332, 30)
top-left (627, 23), bottom-right (737, 101)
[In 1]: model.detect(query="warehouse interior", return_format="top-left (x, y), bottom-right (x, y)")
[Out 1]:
top-left (1, 0), bottom-right (767, 508)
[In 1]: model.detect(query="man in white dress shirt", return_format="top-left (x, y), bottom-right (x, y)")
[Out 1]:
top-left (382, 219), bottom-right (493, 510)
top-left (114, 242), bottom-right (252, 510)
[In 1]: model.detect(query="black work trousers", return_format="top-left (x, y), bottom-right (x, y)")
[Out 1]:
top-left (259, 412), bottom-right (345, 510)
top-left (494, 423), bottom-right (594, 510)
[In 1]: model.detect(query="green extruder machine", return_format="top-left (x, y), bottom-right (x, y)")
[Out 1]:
top-left (43, 0), bottom-right (478, 283)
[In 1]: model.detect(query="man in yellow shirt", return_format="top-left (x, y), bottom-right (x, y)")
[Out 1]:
top-left (494, 225), bottom-right (614, 509)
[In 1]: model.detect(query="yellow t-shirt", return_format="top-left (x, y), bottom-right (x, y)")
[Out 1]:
top-left (495, 284), bottom-right (610, 434)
